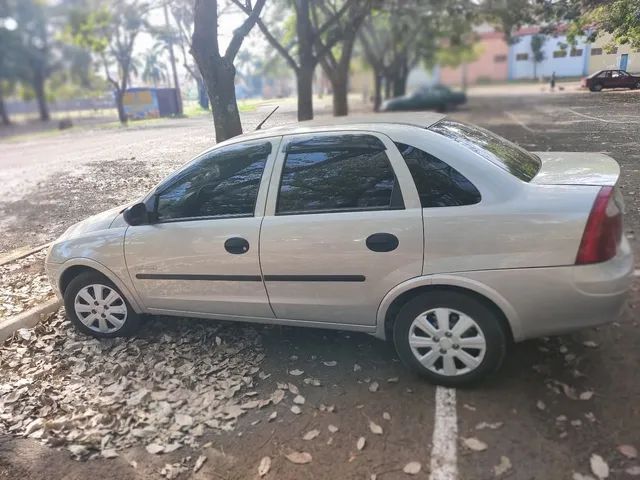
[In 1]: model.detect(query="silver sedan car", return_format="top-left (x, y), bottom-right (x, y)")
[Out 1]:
top-left (45, 113), bottom-right (633, 386)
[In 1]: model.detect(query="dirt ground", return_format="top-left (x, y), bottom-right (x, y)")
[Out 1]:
top-left (0, 89), bottom-right (639, 480)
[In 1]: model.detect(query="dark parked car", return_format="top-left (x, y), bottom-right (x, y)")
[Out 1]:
top-left (381, 85), bottom-right (467, 112)
top-left (582, 69), bottom-right (640, 91)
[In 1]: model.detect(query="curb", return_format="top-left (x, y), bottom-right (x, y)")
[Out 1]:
top-left (0, 242), bottom-right (52, 267)
top-left (0, 298), bottom-right (61, 343)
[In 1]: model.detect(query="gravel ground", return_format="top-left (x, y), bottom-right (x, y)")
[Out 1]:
top-left (0, 89), bottom-right (639, 480)
top-left (0, 250), bottom-right (52, 318)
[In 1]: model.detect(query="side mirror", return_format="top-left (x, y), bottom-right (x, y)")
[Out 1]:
top-left (123, 202), bottom-right (150, 226)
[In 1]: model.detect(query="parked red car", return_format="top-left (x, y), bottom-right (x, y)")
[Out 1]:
top-left (582, 69), bottom-right (640, 91)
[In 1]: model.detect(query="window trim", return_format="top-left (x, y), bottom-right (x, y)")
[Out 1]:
top-left (148, 140), bottom-right (275, 224)
top-left (273, 133), bottom-right (405, 217)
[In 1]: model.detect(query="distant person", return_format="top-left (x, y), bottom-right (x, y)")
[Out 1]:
top-left (550, 72), bottom-right (556, 92)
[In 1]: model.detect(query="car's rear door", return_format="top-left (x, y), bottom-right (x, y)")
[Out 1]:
top-left (259, 131), bottom-right (423, 327)
top-left (124, 138), bottom-right (280, 318)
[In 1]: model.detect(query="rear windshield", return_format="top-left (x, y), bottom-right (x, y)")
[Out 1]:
top-left (430, 120), bottom-right (541, 182)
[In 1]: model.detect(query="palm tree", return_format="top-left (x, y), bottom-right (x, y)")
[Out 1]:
top-left (142, 43), bottom-right (168, 87)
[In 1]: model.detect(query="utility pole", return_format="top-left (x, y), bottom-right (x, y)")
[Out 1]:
top-left (163, 1), bottom-right (183, 114)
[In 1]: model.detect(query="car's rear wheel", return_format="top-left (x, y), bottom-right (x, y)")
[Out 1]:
top-left (64, 271), bottom-right (141, 338)
top-left (393, 291), bottom-right (507, 387)
top-left (590, 84), bottom-right (603, 92)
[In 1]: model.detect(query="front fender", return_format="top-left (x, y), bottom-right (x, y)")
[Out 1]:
top-left (58, 258), bottom-right (144, 313)
top-left (374, 274), bottom-right (522, 341)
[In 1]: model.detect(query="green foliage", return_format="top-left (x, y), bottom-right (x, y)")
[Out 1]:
top-left (588, 0), bottom-right (640, 50)
top-left (530, 34), bottom-right (546, 63)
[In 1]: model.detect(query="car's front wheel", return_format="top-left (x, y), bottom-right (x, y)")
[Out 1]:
top-left (64, 271), bottom-right (141, 338)
top-left (393, 291), bottom-right (507, 387)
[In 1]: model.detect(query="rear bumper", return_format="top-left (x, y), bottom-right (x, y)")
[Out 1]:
top-left (459, 238), bottom-right (634, 341)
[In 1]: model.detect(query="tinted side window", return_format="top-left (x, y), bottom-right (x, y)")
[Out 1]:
top-left (395, 143), bottom-right (481, 208)
top-left (277, 135), bottom-right (401, 215)
top-left (156, 141), bottom-right (270, 221)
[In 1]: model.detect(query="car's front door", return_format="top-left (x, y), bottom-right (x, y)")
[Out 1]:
top-left (259, 132), bottom-right (424, 327)
top-left (125, 138), bottom-right (280, 319)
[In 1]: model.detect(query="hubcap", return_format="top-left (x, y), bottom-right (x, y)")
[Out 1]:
top-left (74, 284), bottom-right (127, 333)
top-left (408, 308), bottom-right (486, 376)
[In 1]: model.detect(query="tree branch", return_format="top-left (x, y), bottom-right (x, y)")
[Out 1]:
top-left (224, 0), bottom-right (267, 61)
top-left (231, 0), bottom-right (300, 72)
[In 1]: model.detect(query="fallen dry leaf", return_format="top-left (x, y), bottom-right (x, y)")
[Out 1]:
top-left (289, 369), bottom-right (304, 376)
top-left (146, 443), bottom-right (164, 454)
top-left (618, 445), bottom-right (638, 459)
top-left (403, 462), bottom-right (421, 475)
top-left (293, 395), bottom-right (306, 405)
top-left (369, 382), bottom-right (379, 393)
top-left (383, 412), bottom-right (391, 421)
top-left (590, 454), bottom-right (609, 479)
top-left (476, 422), bottom-right (503, 430)
top-left (328, 425), bottom-right (339, 433)
top-left (626, 466), bottom-right (640, 476)
top-left (291, 405), bottom-right (302, 415)
top-left (579, 391), bottom-right (595, 401)
top-left (258, 456), bottom-right (271, 477)
top-left (193, 455), bottom-right (207, 473)
top-left (573, 473), bottom-right (596, 480)
top-left (462, 437), bottom-right (488, 451)
top-left (369, 421), bottom-right (383, 435)
top-left (303, 429), bottom-right (320, 441)
top-left (357, 437), bottom-right (366, 451)
top-left (286, 451), bottom-right (312, 464)
top-left (493, 456), bottom-right (512, 476)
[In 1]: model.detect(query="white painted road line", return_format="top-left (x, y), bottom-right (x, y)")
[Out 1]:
top-left (429, 387), bottom-right (458, 480)
top-left (566, 108), bottom-right (640, 124)
top-left (505, 112), bottom-right (536, 133)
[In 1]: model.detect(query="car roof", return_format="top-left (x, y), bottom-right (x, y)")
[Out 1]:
top-left (225, 112), bottom-right (446, 145)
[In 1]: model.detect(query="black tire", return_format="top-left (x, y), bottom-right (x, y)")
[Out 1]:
top-left (63, 271), bottom-right (141, 338)
top-left (591, 84), bottom-right (603, 92)
top-left (634, 82), bottom-right (640, 90)
top-left (393, 290), bottom-right (507, 387)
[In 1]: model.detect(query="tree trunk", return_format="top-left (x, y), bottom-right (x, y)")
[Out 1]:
top-left (331, 67), bottom-right (349, 116)
top-left (373, 71), bottom-right (382, 112)
top-left (533, 61), bottom-right (537, 80)
top-left (297, 65), bottom-right (314, 121)
top-left (33, 73), bottom-right (50, 122)
top-left (0, 89), bottom-right (10, 126)
top-left (384, 76), bottom-right (391, 99)
top-left (199, 57), bottom-right (242, 141)
top-left (197, 76), bottom-right (209, 110)
top-left (115, 89), bottom-right (128, 124)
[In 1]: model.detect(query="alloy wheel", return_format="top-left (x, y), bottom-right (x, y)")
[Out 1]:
top-left (408, 307), bottom-right (487, 376)
top-left (74, 284), bottom-right (128, 334)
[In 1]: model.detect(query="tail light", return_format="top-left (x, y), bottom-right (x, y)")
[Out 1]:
top-left (575, 186), bottom-right (623, 265)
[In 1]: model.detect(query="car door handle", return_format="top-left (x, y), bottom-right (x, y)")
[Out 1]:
top-left (224, 237), bottom-right (250, 254)
top-left (366, 233), bottom-right (399, 252)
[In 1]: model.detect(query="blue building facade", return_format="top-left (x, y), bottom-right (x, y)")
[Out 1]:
top-left (508, 29), bottom-right (591, 80)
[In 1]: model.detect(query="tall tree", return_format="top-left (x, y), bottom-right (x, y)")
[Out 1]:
top-left (142, 44), bottom-right (169, 87)
top-left (0, 0), bottom-right (20, 125)
top-left (69, 0), bottom-right (149, 124)
top-left (530, 34), bottom-right (545, 79)
top-left (191, 0), bottom-right (266, 141)
top-left (235, 0), bottom-right (359, 121)
top-left (8, 0), bottom-right (57, 121)
top-left (169, 0), bottom-right (208, 110)
top-left (317, 1), bottom-right (371, 116)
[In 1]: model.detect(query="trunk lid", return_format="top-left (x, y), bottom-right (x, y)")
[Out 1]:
top-left (530, 152), bottom-right (620, 186)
